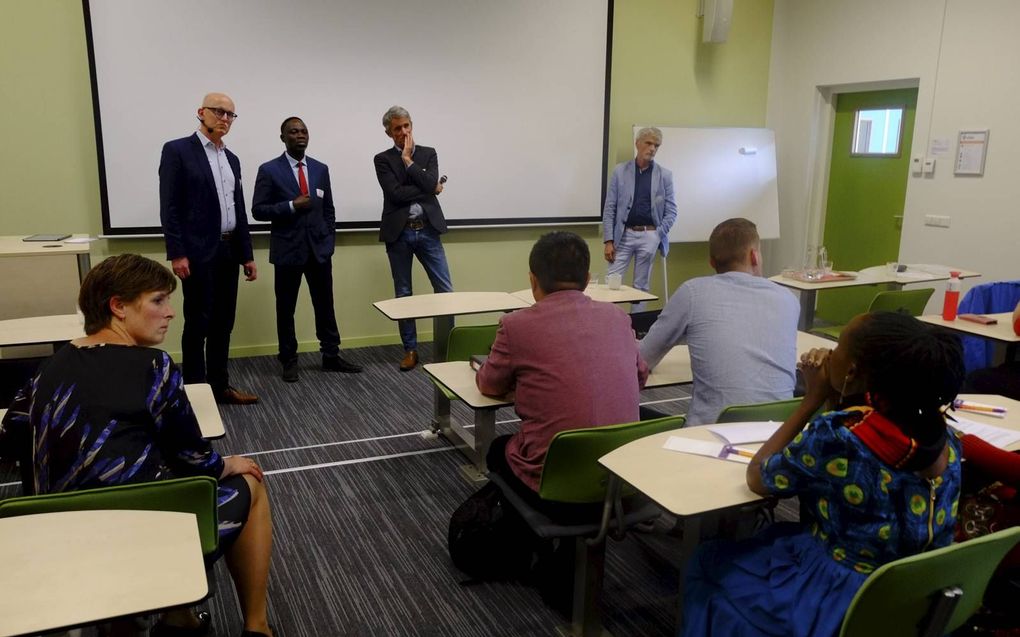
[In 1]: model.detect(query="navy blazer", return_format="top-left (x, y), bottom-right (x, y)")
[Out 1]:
top-left (159, 134), bottom-right (253, 264)
top-left (251, 153), bottom-right (336, 266)
top-left (374, 145), bottom-right (447, 243)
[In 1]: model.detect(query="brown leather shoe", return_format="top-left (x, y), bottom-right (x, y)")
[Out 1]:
top-left (399, 350), bottom-right (419, 372)
top-left (216, 386), bottom-right (259, 405)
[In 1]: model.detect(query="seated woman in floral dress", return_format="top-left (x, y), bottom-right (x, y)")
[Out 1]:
top-left (682, 311), bottom-right (966, 637)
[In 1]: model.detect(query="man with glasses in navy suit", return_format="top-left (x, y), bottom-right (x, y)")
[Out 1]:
top-left (159, 92), bottom-right (259, 405)
top-left (252, 117), bottom-right (361, 382)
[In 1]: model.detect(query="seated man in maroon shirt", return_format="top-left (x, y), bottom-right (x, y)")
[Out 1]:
top-left (477, 231), bottom-right (649, 511)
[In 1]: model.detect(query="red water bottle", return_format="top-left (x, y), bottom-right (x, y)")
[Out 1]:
top-left (942, 271), bottom-right (961, 321)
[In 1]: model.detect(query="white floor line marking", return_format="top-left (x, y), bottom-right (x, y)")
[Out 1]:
top-left (263, 447), bottom-right (455, 476)
top-left (642, 397), bottom-right (691, 405)
top-left (0, 396), bottom-right (692, 485)
top-left (240, 430), bottom-right (425, 457)
top-left (242, 396), bottom-right (688, 456)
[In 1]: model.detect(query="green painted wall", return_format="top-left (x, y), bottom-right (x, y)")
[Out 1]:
top-left (0, 0), bottom-right (773, 357)
top-left (816, 88), bottom-right (917, 324)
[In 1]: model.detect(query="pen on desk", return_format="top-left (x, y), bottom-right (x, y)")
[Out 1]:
top-left (953, 399), bottom-right (1007, 415)
top-left (725, 446), bottom-right (755, 459)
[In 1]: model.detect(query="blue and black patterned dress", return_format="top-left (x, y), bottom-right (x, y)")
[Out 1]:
top-left (681, 407), bottom-right (962, 637)
top-left (0, 344), bottom-right (250, 550)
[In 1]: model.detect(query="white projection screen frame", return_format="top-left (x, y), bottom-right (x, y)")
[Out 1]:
top-left (84, 0), bottom-right (612, 235)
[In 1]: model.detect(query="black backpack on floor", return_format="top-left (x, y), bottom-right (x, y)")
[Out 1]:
top-left (447, 481), bottom-right (537, 581)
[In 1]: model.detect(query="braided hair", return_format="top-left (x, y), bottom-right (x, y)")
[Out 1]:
top-left (846, 311), bottom-right (965, 470)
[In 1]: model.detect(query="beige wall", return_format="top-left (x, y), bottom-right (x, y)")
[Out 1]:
top-left (0, 0), bottom-right (774, 357)
top-left (767, 0), bottom-right (1017, 311)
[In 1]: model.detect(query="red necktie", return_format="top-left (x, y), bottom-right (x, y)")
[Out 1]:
top-left (297, 161), bottom-right (309, 196)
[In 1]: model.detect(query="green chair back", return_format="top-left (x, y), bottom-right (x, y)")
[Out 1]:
top-left (813, 288), bottom-right (935, 340)
top-left (839, 526), bottom-right (1020, 637)
top-left (716, 398), bottom-right (804, 424)
top-left (446, 324), bottom-right (499, 361)
top-left (433, 324), bottom-right (499, 400)
top-left (868, 287), bottom-right (935, 315)
top-left (538, 415), bottom-right (685, 503)
top-left (0, 476), bottom-right (219, 556)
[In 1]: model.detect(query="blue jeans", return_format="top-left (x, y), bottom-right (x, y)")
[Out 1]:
top-left (385, 225), bottom-right (453, 351)
top-left (608, 228), bottom-right (660, 312)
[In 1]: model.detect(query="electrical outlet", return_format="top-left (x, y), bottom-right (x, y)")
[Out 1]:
top-left (924, 215), bottom-right (951, 228)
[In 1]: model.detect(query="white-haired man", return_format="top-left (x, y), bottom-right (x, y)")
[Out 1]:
top-left (602, 127), bottom-right (678, 312)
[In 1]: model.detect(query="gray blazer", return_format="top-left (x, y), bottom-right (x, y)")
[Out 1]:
top-left (601, 160), bottom-right (678, 257)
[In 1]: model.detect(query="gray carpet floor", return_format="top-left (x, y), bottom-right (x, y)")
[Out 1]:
top-left (0, 342), bottom-right (798, 637)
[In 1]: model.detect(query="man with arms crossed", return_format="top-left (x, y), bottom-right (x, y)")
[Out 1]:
top-left (252, 117), bottom-right (362, 382)
top-left (602, 126), bottom-right (678, 312)
top-left (477, 232), bottom-right (649, 505)
top-left (640, 218), bottom-right (799, 425)
top-left (374, 105), bottom-right (453, 371)
top-left (159, 92), bottom-right (259, 405)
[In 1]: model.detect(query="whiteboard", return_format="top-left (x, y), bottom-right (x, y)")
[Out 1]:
top-left (633, 127), bottom-right (780, 243)
top-left (86, 0), bottom-right (609, 234)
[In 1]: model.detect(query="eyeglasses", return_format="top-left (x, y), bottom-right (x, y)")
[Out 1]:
top-left (202, 106), bottom-right (238, 122)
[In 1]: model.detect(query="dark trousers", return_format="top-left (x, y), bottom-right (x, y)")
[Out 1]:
top-left (181, 241), bottom-right (239, 393)
top-left (274, 257), bottom-right (340, 363)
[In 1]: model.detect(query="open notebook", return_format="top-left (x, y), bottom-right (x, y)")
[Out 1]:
top-left (662, 421), bottom-right (781, 464)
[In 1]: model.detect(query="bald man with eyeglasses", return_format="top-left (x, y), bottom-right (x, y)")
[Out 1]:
top-left (159, 92), bottom-right (259, 405)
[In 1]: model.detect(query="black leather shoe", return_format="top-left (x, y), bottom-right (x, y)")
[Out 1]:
top-left (323, 355), bottom-right (362, 373)
top-left (281, 359), bottom-right (299, 382)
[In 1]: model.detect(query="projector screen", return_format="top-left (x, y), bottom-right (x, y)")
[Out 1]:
top-left (84, 0), bottom-right (611, 235)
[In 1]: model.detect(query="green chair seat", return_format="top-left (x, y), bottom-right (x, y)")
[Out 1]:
top-left (839, 527), bottom-right (1020, 637)
top-left (812, 287), bottom-right (935, 340)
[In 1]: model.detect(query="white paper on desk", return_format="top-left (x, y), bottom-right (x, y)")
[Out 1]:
top-left (952, 416), bottom-right (1020, 450)
top-left (706, 421), bottom-right (781, 445)
top-left (62, 237), bottom-right (95, 244)
top-left (662, 436), bottom-right (750, 464)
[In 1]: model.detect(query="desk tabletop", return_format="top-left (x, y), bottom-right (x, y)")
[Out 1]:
top-left (373, 291), bottom-right (530, 321)
top-left (600, 427), bottom-right (762, 517)
top-left (954, 393), bottom-right (1020, 450)
top-left (423, 332), bottom-right (835, 409)
top-left (0, 313), bottom-right (85, 347)
top-left (771, 265), bottom-right (981, 291)
top-left (185, 383), bottom-right (225, 439)
top-left (918, 313), bottom-right (1020, 343)
top-left (0, 509), bottom-right (207, 637)
top-left (510, 284), bottom-right (658, 306)
top-left (600, 393), bottom-right (1020, 519)
top-left (0, 235), bottom-right (92, 258)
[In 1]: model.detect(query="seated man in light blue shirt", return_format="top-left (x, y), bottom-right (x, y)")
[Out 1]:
top-left (639, 218), bottom-right (799, 425)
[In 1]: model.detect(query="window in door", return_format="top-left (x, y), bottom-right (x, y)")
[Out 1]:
top-left (851, 107), bottom-right (904, 156)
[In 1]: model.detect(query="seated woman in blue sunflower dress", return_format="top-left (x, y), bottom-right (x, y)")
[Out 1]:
top-left (681, 311), bottom-right (966, 637)
top-left (0, 254), bottom-right (273, 637)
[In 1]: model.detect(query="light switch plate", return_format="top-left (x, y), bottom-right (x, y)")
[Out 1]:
top-left (924, 214), bottom-right (951, 228)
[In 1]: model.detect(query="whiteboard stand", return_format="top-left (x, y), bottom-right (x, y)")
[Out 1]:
top-left (662, 254), bottom-right (670, 304)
